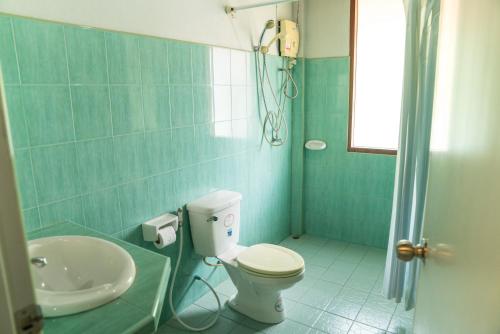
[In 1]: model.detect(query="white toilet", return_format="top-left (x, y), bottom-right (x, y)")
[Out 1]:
top-left (187, 190), bottom-right (305, 324)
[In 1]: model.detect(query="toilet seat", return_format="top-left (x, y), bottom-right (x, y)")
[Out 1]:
top-left (236, 244), bottom-right (304, 278)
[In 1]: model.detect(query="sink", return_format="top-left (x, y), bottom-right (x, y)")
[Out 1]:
top-left (28, 236), bottom-right (136, 317)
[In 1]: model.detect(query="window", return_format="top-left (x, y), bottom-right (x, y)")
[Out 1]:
top-left (348, 0), bottom-right (406, 154)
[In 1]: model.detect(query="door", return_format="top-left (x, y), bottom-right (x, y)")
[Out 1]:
top-left (412, 0), bottom-right (500, 333)
top-left (0, 70), bottom-right (41, 332)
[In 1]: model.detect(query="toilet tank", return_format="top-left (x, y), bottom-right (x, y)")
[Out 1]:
top-left (187, 190), bottom-right (242, 257)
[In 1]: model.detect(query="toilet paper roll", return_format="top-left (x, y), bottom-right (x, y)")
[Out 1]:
top-left (154, 226), bottom-right (176, 249)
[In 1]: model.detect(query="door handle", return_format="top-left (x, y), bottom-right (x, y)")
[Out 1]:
top-left (396, 239), bottom-right (428, 262)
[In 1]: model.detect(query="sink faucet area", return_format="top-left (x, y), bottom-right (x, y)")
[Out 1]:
top-left (28, 236), bottom-right (136, 317)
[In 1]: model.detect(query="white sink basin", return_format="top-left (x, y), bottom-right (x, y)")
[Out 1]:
top-left (28, 236), bottom-right (136, 317)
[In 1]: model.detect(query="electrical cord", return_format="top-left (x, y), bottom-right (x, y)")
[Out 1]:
top-left (168, 208), bottom-right (222, 331)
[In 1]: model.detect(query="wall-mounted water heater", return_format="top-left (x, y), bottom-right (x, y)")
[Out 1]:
top-left (259, 19), bottom-right (299, 59)
top-left (278, 19), bottom-right (299, 58)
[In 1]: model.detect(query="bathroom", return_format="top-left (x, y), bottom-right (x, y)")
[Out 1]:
top-left (0, 0), bottom-right (499, 333)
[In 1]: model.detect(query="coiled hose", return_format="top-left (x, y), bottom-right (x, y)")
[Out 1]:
top-left (168, 208), bottom-right (222, 331)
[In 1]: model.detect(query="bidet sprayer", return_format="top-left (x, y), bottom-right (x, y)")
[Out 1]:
top-left (177, 207), bottom-right (184, 227)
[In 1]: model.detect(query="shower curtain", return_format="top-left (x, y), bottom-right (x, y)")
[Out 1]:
top-left (383, 0), bottom-right (440, 310)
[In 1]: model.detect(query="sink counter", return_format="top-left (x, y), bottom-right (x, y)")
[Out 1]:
top-left (28, 222), bottom-right (171, 334)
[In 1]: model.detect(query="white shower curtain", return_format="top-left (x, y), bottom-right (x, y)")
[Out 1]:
top-left (383, 0), bottom-right (440, 310)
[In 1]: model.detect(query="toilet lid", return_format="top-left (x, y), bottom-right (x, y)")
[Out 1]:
top-left (236, 244), bottom-right (304, 277)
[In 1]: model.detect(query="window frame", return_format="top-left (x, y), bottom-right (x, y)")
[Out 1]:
top-left (347, 0), bottom-right (398, 155)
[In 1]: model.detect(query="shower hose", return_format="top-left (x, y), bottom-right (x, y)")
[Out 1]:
top-left (168, 208), bottom-right (222, 331)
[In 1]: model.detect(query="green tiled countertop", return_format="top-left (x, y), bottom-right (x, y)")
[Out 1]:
top-left (27, 222), bottom-right (171, 334)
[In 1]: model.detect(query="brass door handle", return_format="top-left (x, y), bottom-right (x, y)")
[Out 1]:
top-left (396, 239), bottom-right (428, 262)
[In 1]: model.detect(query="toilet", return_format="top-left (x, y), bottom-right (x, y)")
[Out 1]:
top-left (187, 190), bottom-right (305, 324)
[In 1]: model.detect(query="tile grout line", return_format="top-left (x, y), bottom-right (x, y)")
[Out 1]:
top-left (62, 25), bottom-right (87, 230)
top-left (135, 35), bottom-right (151, 231)
top-left (102, 32), bottom-right (125, 233)
top-left (165, 41), bottom-right (175, 167)
top-left (9, 17), bottom-right (43, 228)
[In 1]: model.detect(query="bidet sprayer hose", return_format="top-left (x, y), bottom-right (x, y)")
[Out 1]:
top-left (168, 208), bottom-right (222, 332)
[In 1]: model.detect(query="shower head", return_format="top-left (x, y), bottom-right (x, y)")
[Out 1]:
top-left (265, 20), bottom-right (275, 30)
top-left (258, 20), bottom-right (276, 49)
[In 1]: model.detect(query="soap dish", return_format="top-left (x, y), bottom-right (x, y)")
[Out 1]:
top-left (305, 140), bottom-right (327, 151)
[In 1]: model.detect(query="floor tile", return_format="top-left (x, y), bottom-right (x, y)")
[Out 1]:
top-left (323, 240), bottom-right (349, 252)
top-left (335, 288), bottom-right (370, 305)
top-left (313, 312), bottom-right (353, 334)
top-left (387, 316), bottom-right (413, 334)
top-left (282, 283), bottom-right (308, 301)
top-left (195, 291), bottom-right (229, 313)
top-left (229, 324), bottom-right (263, 334)
top-left (344, 275), bottom-right (377, 292)
top-left (301, 280), bottom-right (342, 309)
top-left (393, 304), bottom-right (414, 319)
top-left (355, 307), bottom-right (393, 331)
top-left (198, 316), bottom-right (238, 334)
top-left (323, 266), bottom-right (355, 285)
top-left (240, 316), bottom-right (273, 332)
top-left (348, 322), bottom-right (387, 334)
top-left (306, 264), bottom-right (328, 278)
top-left (215, 279), bottom-right (237, 297)
top-left (159, 316), bottom-right (237, 334)
top-left (364, 295), bottom-right (397, 314)
top-left (309, 253), bottom-right (337, 268)
top-left (360, 249), bottom-right (386, 267)
top-left (286, 300), bottom-right (323, 327)
top-left (326, 300), bottom-right (363, 320)
top-left (167, 304), bottom-right (215, 330)
top-left (300, 235), bottom-right (329, 247)
top-left (282, 287), bottom-right (309, 301)
top-left (264, 319), bottom-right (314, 334)
top-left (370, 279), bottom-right (385, 296)
top-left (219, 301), bottom-right (269, 332)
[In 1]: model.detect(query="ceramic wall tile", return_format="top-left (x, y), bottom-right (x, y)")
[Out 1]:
top-left (31, 143), bottom-right (80, 204)
top-left (0, 15), bottom-right (20, 84)
top-left (13, 18), bottom-right (68, 84)
top-left (168, 41), bottom-right (192, 85)
top-left (22, 86), bottom-right (74, 146)
top-left (65, 27), bottom-right (107, 84)
top-left (139, 37), bottom-right (169, 84)
top-left (109, 85), bottom-right (144, 135)
top-left (142, 85), bottom-right (171, 131)
top-left (71, 85), bottom-right (112, 140)
top-left (105, 32), bottom-right (141, 84)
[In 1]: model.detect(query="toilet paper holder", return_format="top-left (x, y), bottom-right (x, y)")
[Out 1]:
top-left (142, 213), bottom-right (179, 242)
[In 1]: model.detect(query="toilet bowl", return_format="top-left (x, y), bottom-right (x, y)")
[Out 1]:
top-left (187, 190), bottom-right (305, 324)
top-left (218, 244), bottom-right (304, 323)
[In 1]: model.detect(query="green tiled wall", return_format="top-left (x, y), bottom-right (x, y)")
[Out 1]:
top-left (302, 58), bottom-right (396, 248)
top-left (0, 14), bottom-right (292, 321)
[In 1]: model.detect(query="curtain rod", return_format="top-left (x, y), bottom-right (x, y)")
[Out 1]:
top-left (225, 0), bottom-right (299, 15)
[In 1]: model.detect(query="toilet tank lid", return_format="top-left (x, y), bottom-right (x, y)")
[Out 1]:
top-left (187, 190), bottom-right (242, 215)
